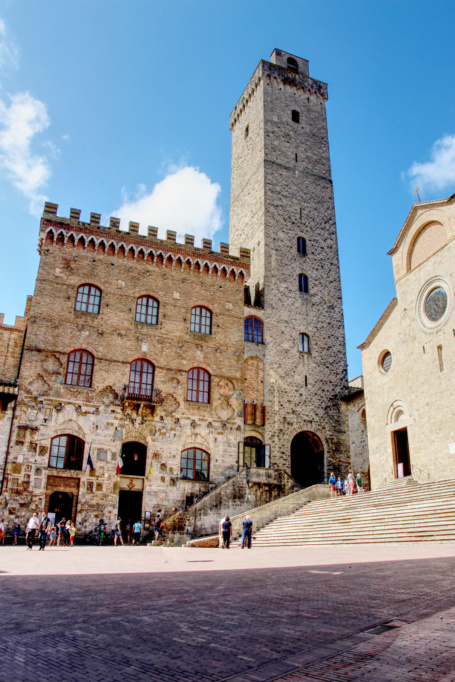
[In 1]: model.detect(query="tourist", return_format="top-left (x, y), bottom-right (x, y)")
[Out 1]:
top-left (49, 527), bottom-right (57, 547)
top-left (38, 512), bottom-right (51, 550)
top-left (347, 470), bottom-right (356, 495)
top-left (154, 510), bottom-right (162, 541)
top-left (98, 519), bottom-right (105, 545)
top-left (70, 523), bottom-right (76, 546)
top-left (125, 520), bottom-right (131, 544)
top-left (64, 520), bottom-right (72, 546)
top-left (329, 472), bottom-right (337, 498)
top-left (57, 518), bottom-right (66, 546)
top-left (0, 518), bottom-right (5, 545)
top-left (221, 515), bottom-right (232, 549)
top-left (356, 473), bottom-right (363, 492)
top-left (336, 477), bottom-right (344, 496)
top-left (241, 515), bottom-right (253, 549)
top-left (132, 519), bottom-right (142, 545)
top-left (26, 513), bottom-right (40, 550)
top-left (219, 517), bottom-right (225, 548)
top-left (113, 519), bottom-right (123, 546)
top-left (13, 524), bottom-right (20, 545)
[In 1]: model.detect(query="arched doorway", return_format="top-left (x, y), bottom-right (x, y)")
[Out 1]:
top-left (244, 436), bottom-right (264, 468)
top-left (120, 442), bottom-right (147, 476)
top-left (290, 431), bottom-right (324, 487)
top-left (48, 491), bottom-right (74, 524)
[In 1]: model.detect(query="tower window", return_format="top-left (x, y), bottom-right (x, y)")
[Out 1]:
top-left (66, 350), bottom-right (94, 387)
top-left (292, 110), bottom-right (300, 124)
top-left (245, 125), bottom-right (249, 139)
top-left (135, 296), bottom-right (159, 325)
top-left (190, 306), bottom-right (212, 335)
top-left (299, 274), bottom-right (309, 294)
top-left (187, 368), bottom-right (210, 403)
top-left (128, 359), bottom-right (155, 399)
top-left (287, 57), bottom-right (299, 73)
top-left (49, 435), bottom-right (84, 471)
top-left (75, 284), bottom-right (101, 314)
top-left (244, 316), bottom-right (263, 343)
top-left (299, 333), bottom-right (310, 354)
top-left (297, 237), bottom-right (306, 256)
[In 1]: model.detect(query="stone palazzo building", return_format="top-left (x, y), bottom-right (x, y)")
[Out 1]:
top-left (0, 50), bottom-right (365, 531)
top-left (360, 195), bottom-right (455, 487)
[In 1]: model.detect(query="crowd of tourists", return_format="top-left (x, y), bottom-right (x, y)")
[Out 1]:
top-left (329, 471), bottom-right (364, 498)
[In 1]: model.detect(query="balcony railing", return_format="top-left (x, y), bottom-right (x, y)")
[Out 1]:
top-left (125, 387), bottom-right (164, 405)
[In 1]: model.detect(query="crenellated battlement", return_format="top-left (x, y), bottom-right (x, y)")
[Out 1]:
top-left (0, 296), bottom-right (33, 332)
top-left (39, 202), bottom-right (250, 282)
top-left (229, 57), bottom-right (328, 130)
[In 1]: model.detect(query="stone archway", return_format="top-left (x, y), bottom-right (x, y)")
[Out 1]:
top-left (290, 431), bottom-right (324, 488)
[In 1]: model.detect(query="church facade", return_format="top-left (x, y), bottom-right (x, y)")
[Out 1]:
top-left (360, 195), bottom-right (455, 488)
top-left (0, 50), bottom-right (363, 532)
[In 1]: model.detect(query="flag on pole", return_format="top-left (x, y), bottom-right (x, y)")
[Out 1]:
top-left (86, 444), bottom-right (94, 471)
top-left (147, 453), bottom-right (155, 480)
top-left (116, 448), bottom-right (123, 475)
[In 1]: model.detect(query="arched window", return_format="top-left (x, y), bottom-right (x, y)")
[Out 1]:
top-left (297, 237), bottom-right (306, 256)
top-left (299, 274), bottom-right (309, 293)
top-left (129, 359), bottom-right (155, 399)
top-left (190, 306), bottom-right (212, 335)
top-left (66, 350), bottom-right (94, 387)
top-left (244, 316), bottom-right (263, 343)
top-left (299, 333), bottom-right (310, 353)
top-left (291, 109), bottom-right (300, 123)
top-left (287, 57), bottom-right (299, 73)
top-left (180, 448), bottom-right (210, 481)
top-left (135, 296), bottom-right (159, 325)
top-left (75, 284), bottom-right (101, 314)
top-left (187, 368), bottom-right (210, 403)
top-left (49, 435), bottom-right (84, 471)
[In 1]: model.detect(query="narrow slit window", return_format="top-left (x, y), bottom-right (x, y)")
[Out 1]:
top-left (297, 237), bottom-right (306, 256)
top-left (299, 333), bottom-right (310, 353)
top-left (299, 274), bottom-right (309, 294)
top-left (245, 125), bottom-right (249, 139)
top-left (437, 345), bottom-right (444, 372)
top-left (292, 110), bottom-right (300, 123)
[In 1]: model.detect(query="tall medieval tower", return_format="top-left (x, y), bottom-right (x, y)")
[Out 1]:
top-left (230, 49), bottom-right (349, 484)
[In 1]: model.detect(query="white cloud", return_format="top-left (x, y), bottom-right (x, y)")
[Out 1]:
top-left (0, 19), bottom-right (19, 72)
top-left (113, 166), bottom-right (223, 243)
top-left (406, 134), bottom-right (455, 196)
top-left (0, 91), bottom-right (54, 215)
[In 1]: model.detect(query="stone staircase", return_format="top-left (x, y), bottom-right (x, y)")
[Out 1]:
top-left (247, 477), bottom-right (455, 546)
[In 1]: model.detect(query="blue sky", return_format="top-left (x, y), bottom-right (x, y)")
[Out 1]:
top-left (0, 1), bottom-right (454, 379)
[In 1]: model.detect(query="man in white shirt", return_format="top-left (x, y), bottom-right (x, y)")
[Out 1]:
top-left (26, 513), bottom-right (40, 550)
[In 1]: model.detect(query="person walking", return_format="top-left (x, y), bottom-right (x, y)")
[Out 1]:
top-left (356, 473), bottom-right (363, 492)
top-left (241, 515), bottom-right (253, 549)
top-left (125, 521), bottom-right (131, 544)
top-left (26, 513), bottom-right (40, 550)
top-left (347, 470), bottom-right (356, 495)
top-left (57, 518), bottom-right (66, 547)
top-left (13, 524), bottom-right (20, 545)
top-left (49, 527), bottom-right (57, 547)
top-left (153, 510), bottom-right (162, 542)
top-left (132, 519), bottom-right (142, 545)
top-left (219, 517), bottom-right (225, 548)
top-left (38, 512), bottom-right (51, 551)
top-left (0, 519), bottom-right (5, 545)
top-left (70, 523), bottom-right (76, 546)
top-left (329, 472), bottom-right (337, 499)
top-left (221, 515), bottom-right (232, 549)
top-left (113, 519), bottom-right (123, 546)
top-left (336, 476), bottom-right (344, 496)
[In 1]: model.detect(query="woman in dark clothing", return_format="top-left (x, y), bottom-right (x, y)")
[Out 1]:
top-left (221, 515), bottom-right (232, 549)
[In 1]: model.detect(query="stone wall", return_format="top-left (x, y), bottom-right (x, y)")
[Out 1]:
top-left (163, 467), bottom-right (300, 538)
top-left (360, 197), bottom-right (455, 488)
top-left (0, 205), bottom-right (250, 531)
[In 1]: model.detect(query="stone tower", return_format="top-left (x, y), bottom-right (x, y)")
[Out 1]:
top-left (229, 49), bottom-right (349, 485)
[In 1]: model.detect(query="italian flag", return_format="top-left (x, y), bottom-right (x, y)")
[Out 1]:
top-left (116, 449), bottom-right (123, 475)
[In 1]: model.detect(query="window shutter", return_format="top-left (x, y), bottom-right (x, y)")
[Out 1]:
top-left (237, 441), bottom-right (245, 470)
top-left (264, 444), bottom-right (271, 468)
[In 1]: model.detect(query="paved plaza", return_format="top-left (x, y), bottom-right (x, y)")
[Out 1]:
top-left (1, 543), bottom-right (455, 681)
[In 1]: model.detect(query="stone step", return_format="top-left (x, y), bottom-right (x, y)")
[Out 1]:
top-left (248, 477), bottom-right (455, 547)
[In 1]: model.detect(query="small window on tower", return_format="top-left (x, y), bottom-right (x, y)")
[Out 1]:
top-left (245, 125), bottom-right (249, 139)
top-left (299, 274), bottom-right (309, 294)
top-left (292, 110), bottom-right (300, 124)
top-left (297, 237), bottom-right (306, 256)
top-left (287, 57), bottom-right (299, 73)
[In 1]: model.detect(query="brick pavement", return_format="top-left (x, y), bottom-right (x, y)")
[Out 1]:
top-left (1, 546), bottom-right (455, 681)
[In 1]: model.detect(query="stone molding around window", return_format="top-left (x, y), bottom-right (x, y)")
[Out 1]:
top-left (415, 275), bottom-right (452, 333)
